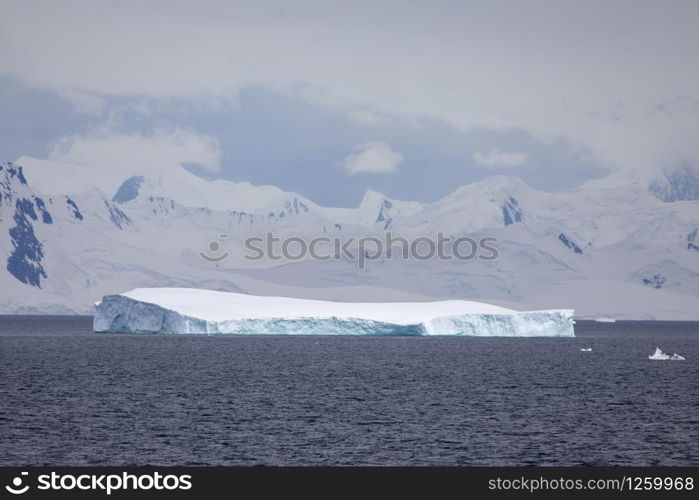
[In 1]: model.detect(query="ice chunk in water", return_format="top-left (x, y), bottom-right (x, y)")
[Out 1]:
top-left (649, 347), bottom-right (671, 360)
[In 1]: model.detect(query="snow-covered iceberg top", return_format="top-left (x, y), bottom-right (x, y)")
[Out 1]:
top-left (93, 287), bottom-right (575, 336)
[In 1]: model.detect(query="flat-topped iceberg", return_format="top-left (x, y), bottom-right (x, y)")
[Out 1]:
top-left (93, 288), bottom-right (575, 336)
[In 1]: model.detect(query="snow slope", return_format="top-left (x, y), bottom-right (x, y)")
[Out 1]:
top-left (93, 287), bottom-right (575, 336)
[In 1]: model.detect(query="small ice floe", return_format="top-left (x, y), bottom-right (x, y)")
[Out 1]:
top-left (648, 347), bottom-right (671, 360)
top-left (595, 317), bottom-right (616, 323)
top-left (670, 353), bottom-right (686, 361)
top-left (580, 347), bottom-right (592, 352)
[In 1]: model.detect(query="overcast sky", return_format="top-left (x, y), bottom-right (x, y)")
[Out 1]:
top-left (1, 0), bottom-right (697, 206)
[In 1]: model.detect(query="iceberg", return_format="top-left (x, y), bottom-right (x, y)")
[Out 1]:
top-left (670, 353), bottom-right (686, 361)
top-left (580, 347), bottom-right (592, 352)
top-left (649, 347), bottom-right (671, 360)
top-left (595, 317), bottom-right (617, 323)
top-left (93, 288), bottom-right (575, 336)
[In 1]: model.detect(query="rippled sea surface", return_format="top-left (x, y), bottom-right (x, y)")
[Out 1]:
top-left (0, 317), bottom-right (697, 466)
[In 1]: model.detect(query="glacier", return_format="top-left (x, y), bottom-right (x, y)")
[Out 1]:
top-left (93, 287), bottom-right (575, 336)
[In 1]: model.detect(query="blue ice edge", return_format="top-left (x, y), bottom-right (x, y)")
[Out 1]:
top-left (93, 295), bottom-right (575, 337)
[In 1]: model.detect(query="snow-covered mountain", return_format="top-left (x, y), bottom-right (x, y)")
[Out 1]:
top-left (2, 157), bottom-right (699, 318)
top-left (648, 163), bottom-right (699, 202)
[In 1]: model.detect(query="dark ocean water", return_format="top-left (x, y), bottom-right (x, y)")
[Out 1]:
top-left (0, 316), bottom-right (697, 466)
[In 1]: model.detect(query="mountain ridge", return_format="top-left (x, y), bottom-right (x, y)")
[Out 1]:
top-left (2, 158), bottom-right (698, 319)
